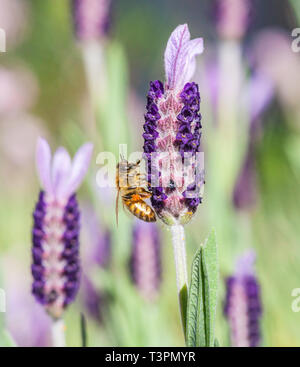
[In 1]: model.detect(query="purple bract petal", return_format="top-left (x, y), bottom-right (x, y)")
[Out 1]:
top-left (245, 72), bottom-right (274, 124)
top-left (36, 137), bottom-right (53, 195)
top-left (64, 143), bottom-right (94, 197)
top-left (52, 147), bottom-right (72, 199)
top-left (164, 24), bottom-right (204, 90)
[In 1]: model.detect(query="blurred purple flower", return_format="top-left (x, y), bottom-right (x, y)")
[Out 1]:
top-left (199, 48), bottom-right (274, 210)
top-left (233, 149), bottom-right (257, 210)
top-left (203, 57), bottom-right (220, 116)
top-left (249, 29), bottom-right (300, 112)
top-left (81, 204), bottom-right (111, 268)
top-left (224, 251), bottom-right (262, 347)
top-left (214, 0), bottom-right (252, 40)
top-left (201, 57), bottom-right (274, 129)
top-left (244, 71), bottom-right (274, 129)
top-left (72, 0), bottom-right (111, 41)
top-left (233, 72), bottom-right (274, 210)
top-left (81, 276), bottom-right (106, 323)
top-left (130, 221), bottom-right (162, 301)
top-left (32, 137), bottom-right (93, 319)
top-left (92, 229), bottom-right (111, 267)
top-left (143, 24), bottom-right (205, 225)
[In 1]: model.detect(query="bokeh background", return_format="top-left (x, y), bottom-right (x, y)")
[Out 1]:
top-left (0, 0), bottom-right (300, 347)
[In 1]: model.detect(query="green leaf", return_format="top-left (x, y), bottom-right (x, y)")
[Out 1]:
top-left (186, 246), bottom-right (205, 347)
top-left (0, 314), bottom-right (16, 347)
top-left (186, 230), bottom-right (218, 347)
top-left (0, 330), bottom-right (17, 347)
top-left (179, 283), bottom-right (188, 338)
top-left (0, 294), bottom-right (16, 347)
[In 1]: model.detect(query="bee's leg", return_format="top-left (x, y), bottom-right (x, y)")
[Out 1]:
top-left (122, 191), bottom-right (136, 200)
top-left (136, 173), bottom-right (147, 179)
top-left (138, 190), bottom-right (152, 199)
top-left (134, 173), bottom-right (148, 186)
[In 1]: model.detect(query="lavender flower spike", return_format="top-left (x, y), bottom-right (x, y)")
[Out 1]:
top-left (224, 251), bottom-right (262, 347)
top-left (72, 0), bottom-right (111, 42)
top-left (130, 221), bottom-right (162, 301)
top-left (32, 137), bottom-right (93, 320)
top-left (215, 0), bottom-right (252, 40)
top-left (143, 24), bottom-right (205, 226)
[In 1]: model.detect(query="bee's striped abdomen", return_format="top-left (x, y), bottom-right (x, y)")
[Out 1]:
top-left (125, 199), bottom-right (156, 222)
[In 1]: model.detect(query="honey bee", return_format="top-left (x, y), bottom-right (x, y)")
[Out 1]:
top-left (116, 158), bottom-right (156, 224)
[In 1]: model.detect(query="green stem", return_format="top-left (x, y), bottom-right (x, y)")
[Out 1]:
top-left (51, 318), bottom-right (66, 347)
top-left (170, 224), bottom-right (188, 339)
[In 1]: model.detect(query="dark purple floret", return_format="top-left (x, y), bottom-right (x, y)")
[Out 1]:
top-left (150, 187), bottom-right (168, 209)
top-left (32, 191), bottom-right (46, 304)
top-left (177, 106), bottom-right (195, 123)
top-left (145, 103), bottom-right (161, 121)
top-left (177, 83), bottom-right (202, 153)
top-left (223, 276), bottom-right (235, 316)
top-left (180, 82), bottom-right (200, 102)
top-left (244, 275), bottom-right (262, 347)
top-left (178, 123), bottom-right (192, 134)
top-left (184, 197), bottom-right (202, 211)
top-left (175, 82), bottom-right (203, 211)
top-left (148, 80), bottom-right (164, 100)
top-left (144, 123), bottom-right (157, 135)
top-left (62, 194), bottom-right (81, 306)
top-left (143, 131), bottom-right (159, 141)
top-left (182, 182), bottom-right (202, 211)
